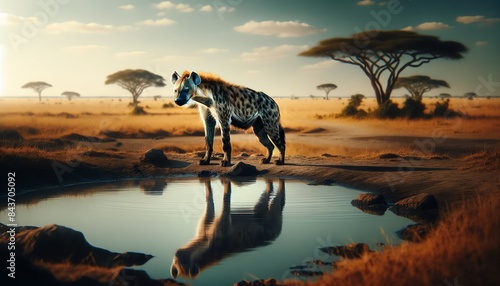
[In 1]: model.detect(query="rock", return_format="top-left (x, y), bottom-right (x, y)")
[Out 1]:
top-left (320, 243), bottom-right (372, 259)
top-left (351, 193), bottom-right (388, 216)
top-left (2, 223), bottom-right (153, 268)
top-left (111, 251), bottom-right (155, 267)
top-left (239, 152), bottom-right (250, 158)
top-left (225, 162), bottom-right (260, 177)
top-left (390, 193), bottom-right (439, 223)
top-left (397, 224), bottom-right (433, 242)
top-left (351, 193), bottom-right (388, 207)
top-left (140, 148), bottom-right (169, 166)
top-left (392, 193), bottom-right (438, 211)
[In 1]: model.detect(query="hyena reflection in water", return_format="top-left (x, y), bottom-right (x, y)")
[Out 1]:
top-left (170, 178), bottom-right (285, 279)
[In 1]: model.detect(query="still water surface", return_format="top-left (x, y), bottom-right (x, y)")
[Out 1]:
top-left (1, 178), bottom-right (412, 285)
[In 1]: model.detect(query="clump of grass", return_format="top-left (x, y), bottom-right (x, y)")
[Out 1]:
top-left (460, 149), bottom-right (500, 171)
top-left (162, 102), bottom-right (175, 108)
top-left (294, 194), bottom-right (500, 286)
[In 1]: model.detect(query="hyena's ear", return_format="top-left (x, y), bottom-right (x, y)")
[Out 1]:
top-left (189, 71), bottom-right (201, 86)
top-left (171, 71), bottom-right (180, 84)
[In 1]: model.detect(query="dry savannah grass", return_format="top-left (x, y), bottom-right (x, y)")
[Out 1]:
top-left (1, 97), bottom-right (499, 155)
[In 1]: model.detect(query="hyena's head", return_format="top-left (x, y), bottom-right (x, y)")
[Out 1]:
top-left (170, 249), bottom-right (200, 279)
top-left (171, 71), bottom-right (201, 106)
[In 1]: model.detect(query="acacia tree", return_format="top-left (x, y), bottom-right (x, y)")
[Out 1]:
top-left (464, 92), bottom-right (477, 100)
top-left (439, 93), bottom-right (451, 99)
top-left (394, 75), bottom-right (449, 101)
top-left (105, 69), bottom-right (165, 106)
top-left (61, 91), bottom-right (80, 101)
top-left (299, 30), bottom-right (467, 105)
top-left (317, 83), bottom-right (337, 100)
top-left (21, 81), bottom-right (52, 102)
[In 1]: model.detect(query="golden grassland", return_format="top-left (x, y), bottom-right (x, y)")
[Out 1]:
top-left (1, 97), bottom-right (498, 159)
top-left (294, 194), bottom-right (500, 286)
top-left (1, 97), bottom-right (499, 139)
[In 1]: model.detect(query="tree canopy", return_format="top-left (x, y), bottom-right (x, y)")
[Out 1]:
top-left (394, 75), bottom-right (449, 101)
top-left (299, 30), bottom-right (467, 105)
top-left (105, 69), bottom-right (165, 105)
top-left (464, 92), bottom-right (477, 100)
top-left (61, 91), bottom-right (80, 101)
top-left (317, 83), bottom-right (337, 100)
top-left (439, 93), bottom-right (452, 99)
top-left (21, 81), bottom-right (52, 102)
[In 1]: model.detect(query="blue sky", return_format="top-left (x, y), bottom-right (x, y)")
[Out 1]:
top-left (1, 0), bottom-right (499, 99)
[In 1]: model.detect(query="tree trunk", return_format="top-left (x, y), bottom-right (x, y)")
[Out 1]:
top-left (132, 94), bottom-right (139, 106)
top-left (370, 78), bottom-right (383, 105)
top-left (38, 91), bottom-right (41, 102)
top-left (325, 91), bottom-right (330, 100)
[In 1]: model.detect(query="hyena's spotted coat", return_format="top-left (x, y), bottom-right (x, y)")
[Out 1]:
top-left (171, 71), bottom-right (285, 166)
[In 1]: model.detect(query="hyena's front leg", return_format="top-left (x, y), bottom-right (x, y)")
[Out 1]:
top-left (219, 121), bottom-right (232, 167)
top-left (200, 108), bottom-right (216, 165)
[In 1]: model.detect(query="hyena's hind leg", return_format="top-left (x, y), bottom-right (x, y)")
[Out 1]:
top-left (252, 117), bottom-right (275, 164)
top-left (266, 123), bottom-right (286, 165)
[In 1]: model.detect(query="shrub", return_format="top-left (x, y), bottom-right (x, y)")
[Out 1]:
top-left (402, 97), bottom-right (426, 119)
top-left (375, 100), bottom-right (400, 119)
top-left (130, 105), bottom-right (147, 115)
top-left (433, 99), bottom-right (461, 118)
top-left (340, 94), bottom-right (365, 117)
top-left (341, 105), bottom-right (359, 116)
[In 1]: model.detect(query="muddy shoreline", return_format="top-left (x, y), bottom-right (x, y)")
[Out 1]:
top-left (3, 149), bottom-right (497, 209)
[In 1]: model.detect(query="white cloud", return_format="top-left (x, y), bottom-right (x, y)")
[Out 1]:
top-left (302, 60), bottom-right (337, 70)
top-left (0, 13), bottom-right (40, 26)
top-left (116, 51), bottom-right (147, 58)
top-left (155, 1), bottom-right (175, 10)
top-left (64, 45), bottom-right (109, 54)
top-left (201, 48), bottom-right (229, 53)
top-left (175, 3), bottom-right (193, 12)
top-left (239, 44), bottom-right (309, 62)
top-left (456, 15), bottom-right (500, 26)
top-left (119, 4), bottom-right (135, 10)
top-left (45, 21), bottom-right (132, 34)
top-left (475, 41), bottom-right (488, 47)
top-left (357, 0), bottom-right (375, 6)
top-left (234, 20), bottom-right (325, 38)
top-left (200, 5), bottom-right (213, 12)
top-left (155, 1), bottom-right (193, 12)
top-left (138, 18), bottom-right (176, 26)
top-left (401, 26), bottom-right (414, 31)
top-left (456, 15), bottom-right (484, 24)
top-left (199, 4), bottom-right (234, 13)
top-left (415, 22), bottom-right (451, 30)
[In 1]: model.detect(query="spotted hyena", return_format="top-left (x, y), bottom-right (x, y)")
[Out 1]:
top-left (171, 71), bottom-right (285, 166)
